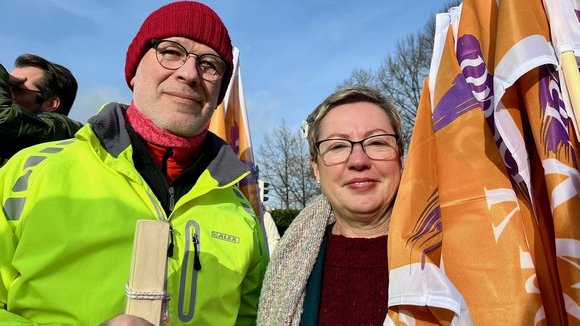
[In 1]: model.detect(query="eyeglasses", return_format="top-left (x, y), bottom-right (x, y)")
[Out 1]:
top-left (315, 133), bottom-right (399, 165)
top-left (149, 39), bottom-right (227, 81)
top-left (9, 84), bottom-right (43, 97)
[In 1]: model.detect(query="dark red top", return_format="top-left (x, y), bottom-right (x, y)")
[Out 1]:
top-left (318, 233), bottom-right (389, 326)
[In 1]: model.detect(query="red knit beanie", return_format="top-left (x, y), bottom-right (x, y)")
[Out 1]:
top-left (125, 1), bottom-right (233, 104)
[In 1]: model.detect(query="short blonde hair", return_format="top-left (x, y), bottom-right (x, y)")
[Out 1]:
top-left (305, 85), bottom-right (403, 159)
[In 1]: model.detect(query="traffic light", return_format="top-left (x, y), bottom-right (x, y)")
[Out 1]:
top-left (258, 179), bottom-right (270, 202)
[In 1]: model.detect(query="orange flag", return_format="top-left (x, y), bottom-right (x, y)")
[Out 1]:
top-left (209, 48), bottom-right (262, 218)
top-left (387, 0), bottom-right (579, 324)
top-left (209, 102), bottom-right (227, 140)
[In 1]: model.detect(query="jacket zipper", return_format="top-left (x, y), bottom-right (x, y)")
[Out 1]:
top-left (164, 144), bottom-right (175, 213)
top-left (168, 186), bottom-right (175, 212)
top-left (178, 221), bottom-right (202, 322)
top-left (167, 224), bottom-right (175, 258)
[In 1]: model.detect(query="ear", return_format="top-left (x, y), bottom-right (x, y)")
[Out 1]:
top-left (41, 97), bottom-right (61, 113)
top-left (130, 76), bottom-right (136, 88)
top-left (311, 159), bottom-right (320, 183)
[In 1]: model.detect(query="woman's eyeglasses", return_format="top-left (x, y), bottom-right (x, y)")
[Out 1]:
top-left (316, 133), bottom-right (399, 165)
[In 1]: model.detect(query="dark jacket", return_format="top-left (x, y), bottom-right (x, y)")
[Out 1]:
top-left (0, 63), bottom-right (82, 163)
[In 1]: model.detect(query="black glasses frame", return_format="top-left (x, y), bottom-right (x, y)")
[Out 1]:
top-left (148, 39), bottom-right (226, 81)
top-left (315, 133), bottom-right (400, 164)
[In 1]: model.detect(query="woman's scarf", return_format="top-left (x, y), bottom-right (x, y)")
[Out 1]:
top-left (257, 195), bottom-right (335, 326)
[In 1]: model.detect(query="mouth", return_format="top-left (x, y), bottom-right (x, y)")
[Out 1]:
top-left (344, 178), bottom-right (378, 192)
top-left (165, 91), bottom-right (203, 104)
top-left (344, 175), bottom-right (380, 191)
top-left (345, 178), bottom-right (377, 187)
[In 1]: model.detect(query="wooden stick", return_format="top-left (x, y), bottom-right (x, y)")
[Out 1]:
top-left (125, 220), bottom-right (170, 326)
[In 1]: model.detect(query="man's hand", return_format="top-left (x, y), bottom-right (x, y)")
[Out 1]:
top-left (8, 74), bottom-right (26, 86)
top-left (100, 314), bottom-right (155, 326)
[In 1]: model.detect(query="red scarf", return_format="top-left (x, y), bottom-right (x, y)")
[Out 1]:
top-left (125, 103), bottom-right (207, 183)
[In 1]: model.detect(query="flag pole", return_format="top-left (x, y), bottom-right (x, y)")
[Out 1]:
top-left (561, 51), bottom-right (580, 133)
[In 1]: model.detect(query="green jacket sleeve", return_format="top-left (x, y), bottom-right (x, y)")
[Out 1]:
top-left (0, 64), bottom-right (83, 161)
top-left (0, 161), bottom-right (31, 324)
top-left (237, 217), bottom-right (269, 326)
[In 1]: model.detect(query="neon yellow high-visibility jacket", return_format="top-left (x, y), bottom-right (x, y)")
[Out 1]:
top-left (0, 103), bottom-right (268, 325)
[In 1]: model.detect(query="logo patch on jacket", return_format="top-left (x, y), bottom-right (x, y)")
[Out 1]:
top-left (212, 231), bottom-right (240, 243)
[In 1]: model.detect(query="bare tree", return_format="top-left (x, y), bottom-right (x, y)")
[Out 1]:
top-left (287, 131), bottom-right (319, 208)
top-left (338, 32), bottom-right (428, 147)
top-left (339, 0), bottom-right (461, 146)
top-left (336, 68), bottom-right (378, 90)
top-left (377, 30), bottom-right (432, 145)
top-left (258, 121), bottom-right (320, 209)
top-left (258, 121), bottom-right (293, 209)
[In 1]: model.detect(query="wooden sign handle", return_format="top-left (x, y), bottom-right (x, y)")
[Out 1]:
top-left (125, 220), bottom-right (170, 325)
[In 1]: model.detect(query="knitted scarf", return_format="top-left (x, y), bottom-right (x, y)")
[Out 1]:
top-left (125, 103), bottom-right (207, 183)
top-left (257, 195), bottom-right (335, 326)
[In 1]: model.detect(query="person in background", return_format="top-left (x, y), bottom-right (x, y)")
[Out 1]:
top-left (0, 54), bottom-right (82, 163)
top-left (257, 86), bottom-right (404, 325)
top-left (262, 205), bottom-right (281, 254)
top-left (0, 2), bottom-right (267, 325)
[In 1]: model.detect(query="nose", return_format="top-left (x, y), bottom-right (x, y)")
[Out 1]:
top-left (347, 143), bottom-right (371, 169)
top-left (177, 55), bottom-right (201, 84)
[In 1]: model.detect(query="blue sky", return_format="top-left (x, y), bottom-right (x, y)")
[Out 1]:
top-left (1, 0), bottom-right (450, 151)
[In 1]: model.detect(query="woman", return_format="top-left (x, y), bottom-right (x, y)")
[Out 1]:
top-left (257, 86), bottom-right (404, 325)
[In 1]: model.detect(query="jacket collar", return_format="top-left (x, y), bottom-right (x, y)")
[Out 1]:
top-left (88, 102), bottom-right (132, 158)
top-left (87, 102), bottom-right (250, 187)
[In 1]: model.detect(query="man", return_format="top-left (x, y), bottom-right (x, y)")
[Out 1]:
top-left (0, 54), bottom-right (82, 162)
top-left (0, 2), bottom-right (268, 325)
top-left (11, 54), bottom-right (78, 115)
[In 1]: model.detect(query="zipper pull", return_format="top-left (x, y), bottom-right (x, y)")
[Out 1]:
top-left (192, 233), bottom-right (202, 271)
top-left (167, 225), bottom-right (174, 258)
